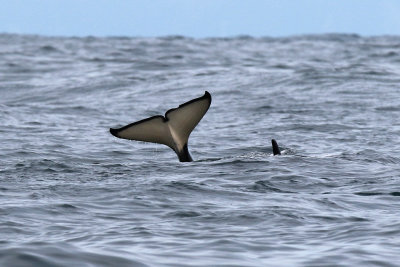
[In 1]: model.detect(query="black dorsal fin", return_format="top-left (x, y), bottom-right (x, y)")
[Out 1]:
top-left (271, 139), bottom-right (281, 155)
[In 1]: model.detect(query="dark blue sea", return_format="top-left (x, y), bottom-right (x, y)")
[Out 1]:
top-left (1, 33), bottom-right (400, 266)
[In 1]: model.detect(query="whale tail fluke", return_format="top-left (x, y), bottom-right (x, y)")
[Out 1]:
top-left (271, 139), bottom-right (281, 155)
top-left (110, 91), bottom-right (212, 162)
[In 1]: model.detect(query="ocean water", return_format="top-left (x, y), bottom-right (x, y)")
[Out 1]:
top-left (1, 33), bottom-right (400, 266)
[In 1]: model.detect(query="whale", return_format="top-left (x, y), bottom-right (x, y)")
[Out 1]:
top-left (110, 91), bottom-right (212, 162)
top-left (271, 139), bottom-right (281, 155)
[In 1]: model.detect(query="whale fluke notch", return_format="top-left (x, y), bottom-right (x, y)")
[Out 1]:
top-left (271, 139), bottom-right (281, 155)
top-left (110, 91), bottom-right (212, 162)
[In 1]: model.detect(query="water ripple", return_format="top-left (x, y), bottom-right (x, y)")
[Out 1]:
top-left (1, 33), bottom-right (400, 266)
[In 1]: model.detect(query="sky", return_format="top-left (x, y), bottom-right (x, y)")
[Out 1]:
top-left (1, 0), bottom-right (400, 37)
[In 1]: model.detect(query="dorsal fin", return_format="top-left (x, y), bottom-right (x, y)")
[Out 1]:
top-left (110, 91), bottom-right (212, 162)
top-left (271, 139), bottom-right (281, 155)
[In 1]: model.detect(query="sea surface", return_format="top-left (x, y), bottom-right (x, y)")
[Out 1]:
top-left (1, 33), bottom-right (400, 266)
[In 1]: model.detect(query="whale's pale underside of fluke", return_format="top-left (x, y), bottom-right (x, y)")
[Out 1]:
top-left (110, 91), bottom-right (212, 162)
